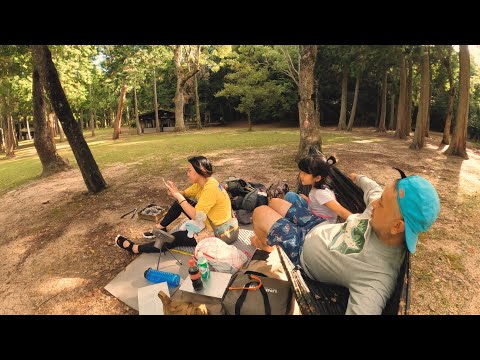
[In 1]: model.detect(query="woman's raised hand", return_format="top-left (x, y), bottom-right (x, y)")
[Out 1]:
top-left (165, 180), bottom-right (180, 197)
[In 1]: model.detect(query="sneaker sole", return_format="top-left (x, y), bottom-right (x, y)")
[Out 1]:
top-left (114, 235), bottom-right (126, 249)
top-left (143, 234), bottom-right (155, 239)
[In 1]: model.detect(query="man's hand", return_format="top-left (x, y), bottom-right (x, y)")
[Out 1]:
top-left (349, 173), bottom-right (358, 182)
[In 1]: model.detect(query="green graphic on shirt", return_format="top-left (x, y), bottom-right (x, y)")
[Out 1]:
top-left (328, 219), bottom-right (368, 254)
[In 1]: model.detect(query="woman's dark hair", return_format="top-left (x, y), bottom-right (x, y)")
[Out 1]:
top-left (188, 156), bottom-right (213, 178)
top-left (298, 155), bottom-right (336, 189)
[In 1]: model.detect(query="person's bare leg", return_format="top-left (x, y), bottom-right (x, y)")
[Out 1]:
top-left (268, 198), bottom-right (292, 217)
top-left (250, 205), bottom-right (283, 253)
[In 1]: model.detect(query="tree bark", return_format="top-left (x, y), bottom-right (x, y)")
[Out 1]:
top-left (389, 91), bottom-right (395, 130)
top-left (441, 46), bottom-right (454, 145)
top-left (134, 86), bottom-right (141, 135)
top-left (315, 79), bottom-right (321, 125)
top-left (89, 83), bottom-right (95, 137)
top-left (247, 111), bottom-right (252, 131)
top-left (25, 116), bottom-right (32, 140)
top-left (0, 127), bottom-right (4, 152)
top-left (425, 50), bottom-right (432, 138)
top-left (194, 73), bottom-right (202, 129)
top-left (410, 46), bottom-right (429, 150)
top-left (32, 66), bottom-right (70, 176)
top-left (153, 69), bottom-right (160, 132)
top-left (2, 96), bottom-right (14, 157)
top-left (31, 45), bottom-right (107, 193)
top-left (406, 57), bottom-right (413, 136)
top-left (444, 45), bottom-right (470, 159)
top-left (395, 52), bottom-right (408, 139)
top-left (337, 64), bottom-right (348, 130)
top-left (377, 71), bottom-right (388, 132)
top-left (56, 114), bottom-right (65, 142)
top-left (112, 82), bottom-right (127, 140)
top-left (347, 74), bottom-right (360, 131)
top-left (297, 45), bottom-right (321, 161)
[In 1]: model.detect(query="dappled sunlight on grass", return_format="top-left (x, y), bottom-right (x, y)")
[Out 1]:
top-left (0, 127), bottom-right (354, 195)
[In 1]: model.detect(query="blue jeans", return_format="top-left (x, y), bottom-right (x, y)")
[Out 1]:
top-left (284, 191), bottom-right (308, 208)
top-left (266, 201), bottom-right (325, 266)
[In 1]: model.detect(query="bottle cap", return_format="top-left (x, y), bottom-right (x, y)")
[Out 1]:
top-left (189, 259), bottom-right (194, 266)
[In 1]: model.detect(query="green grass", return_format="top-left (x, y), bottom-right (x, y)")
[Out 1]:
top-left (0, 127), bottom-right (361, 196)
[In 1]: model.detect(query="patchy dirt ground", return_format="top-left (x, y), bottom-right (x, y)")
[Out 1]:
top-left (1, 127), bottom-right (479, 315)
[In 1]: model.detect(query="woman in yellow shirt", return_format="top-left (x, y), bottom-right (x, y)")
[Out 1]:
top-left (115, 156), bottom-right (238, 254)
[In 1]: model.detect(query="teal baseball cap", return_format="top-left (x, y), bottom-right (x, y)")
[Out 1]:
top-left (396, 175), bottom-right (440, 253)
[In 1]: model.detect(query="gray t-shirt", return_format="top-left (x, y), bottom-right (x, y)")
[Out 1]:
top-left (299, 175), bottom-right (406, 315)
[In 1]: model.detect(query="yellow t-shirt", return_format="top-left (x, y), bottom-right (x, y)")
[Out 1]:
top-left (184, 177), bottom-right (232, 229)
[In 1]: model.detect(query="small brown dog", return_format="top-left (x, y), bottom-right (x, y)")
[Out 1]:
top-left (157, 291), bottom-right (209, 315)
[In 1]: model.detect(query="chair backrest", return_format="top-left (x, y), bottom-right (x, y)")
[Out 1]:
top-left (277, 244), bottom-right (410, 315)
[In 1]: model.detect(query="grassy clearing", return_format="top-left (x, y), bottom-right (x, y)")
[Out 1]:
top-left (0, 127), bottom-right (365, 196)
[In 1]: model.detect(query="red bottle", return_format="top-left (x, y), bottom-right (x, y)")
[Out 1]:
top-left (188, 258), bottom-right (203, 291)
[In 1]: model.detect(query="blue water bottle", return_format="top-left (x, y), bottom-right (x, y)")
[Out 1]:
top-left (144, 267), bottom-right (181, 287)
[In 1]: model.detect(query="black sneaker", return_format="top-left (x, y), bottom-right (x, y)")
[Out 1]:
top-left (143, 231), bottom-right (155, 239)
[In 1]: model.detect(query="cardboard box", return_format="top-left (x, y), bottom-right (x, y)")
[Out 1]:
top-left (138, 203), bottom-right (168, 222)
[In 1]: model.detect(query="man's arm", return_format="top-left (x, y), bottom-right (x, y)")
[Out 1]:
top-left (349, 173), bottom-right (383, 208)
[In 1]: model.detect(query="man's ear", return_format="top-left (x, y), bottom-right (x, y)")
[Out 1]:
top-left (314, 175), bottom-right (322, 183)
top-left (391, 219), bottom-right (405, 235)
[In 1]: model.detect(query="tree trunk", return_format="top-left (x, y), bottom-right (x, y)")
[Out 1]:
top-left (347, 74), bottom-right (360, 131)
top-left (2, 96), bottom-right (14, 157)
top-left (0, 127), bottom-right (4, 152)
top-left (153, 69), bottom-right (160, 133)
top-left (79, 110), bottom-right (84, 132)
top-left (89, 83), bottom-right (95, 137)
top-left (31, 45), bottom-right (107, 193)
top-left (6, 115), bottom-right (16, 156)
top-left (377, 71), bottom-right (388, 132)
top-left (297, 45), bottom-right (321, 161)
top-left (56, 114), bottom-right (65, 142)
top-left (444, 45), bottom-right (470, 159)
top-left (441, 46), bottom-right (454, 145)
top-left (389, 91), bottom-right (395, 130)
top-left (112, 82), bottom-right (127, 140)
top-left (48, 111), bottom-right (56, 141)
top-left (395, 52), bottom-right (408, 139)
top-left (25, 116), bottom-right (32, 140)
top-left (315, 79), bottom-right (321, 125)
top-left (410, 46), bottom-right (430, 150)
top-left (247, 111), bottom-right (252, 131)
top-left (425, 51), bottom-right (432, 138)
top-left (406, 57), bottom-right (413, 136)
top-left (174, 46), bottom-right (186, 132)
top-left (134, 86), bottom-right (141, 135)
top-left (337, 64), bottom-right (348, 130)
top-left (194, 73), bottom-right (202, 129)
top-left (32, 66), bottom-right (70, 176)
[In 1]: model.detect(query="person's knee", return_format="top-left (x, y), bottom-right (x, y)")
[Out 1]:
top-left (284, 191), bottom-right (298, 204)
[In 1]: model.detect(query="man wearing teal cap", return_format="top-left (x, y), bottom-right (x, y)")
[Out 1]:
top-left (251, 168), bottom-right (440, 314)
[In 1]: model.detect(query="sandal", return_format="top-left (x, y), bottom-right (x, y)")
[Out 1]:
top-left (115, 235), bottom-right (137, 254)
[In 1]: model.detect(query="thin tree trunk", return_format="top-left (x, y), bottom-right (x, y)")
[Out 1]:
top-left (395, 52), bottom-right (408, 139)
top-left (410, 46), bottom-right (429, 150)
top-left (337, 64), bottom-right (348, 130)
top-left (0, 127), bottom-right (4, 152)
top-left (347, 74), bottom-right (360, 131)
top-left (113, 82), bottom-right (127, 140)
top-left (32, 66), bottom-right (70, 176)
top-left (89, 83), bottom-right (95, 137)
top-left (425, 51), bottom-right (432, 138)
top-left (48, 112), bottom-right (56, 141)
top-left (79, 110), bottom-right (84, 132)
top-left (31, 45), bottom-right (107, 193)
top-left (378, 71), bottom-right (388, 132)
top-left (194, 73), bottom-right (202, 129)
top-left (174, 46), bottom-right (186, 132)
top-left (56, 114), bottom-right (65, 142)
top-left (444, 45), bottom-right (470, 159)
top-left (153, 69), bottom-right (160, 132)
top-left (134, 86), bottom-right (141, 135)
top-left (441, 46), bottom-right (454, 145)
top-left (389, 91), bottom-right (395, 130)
top-left (6, 115), bottom-right (15, 156)
top-left (406, 57), bottom-right (413, 136)
top-left (25, 116), bottom-right (32, 140)
top-left (297, 45), bottom-right (321, 161)
top-left (247, 111), bottom-right (252, 131)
